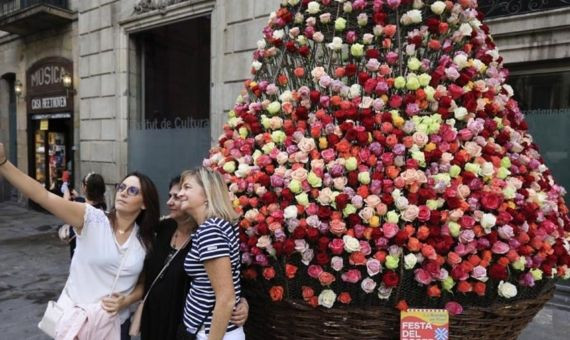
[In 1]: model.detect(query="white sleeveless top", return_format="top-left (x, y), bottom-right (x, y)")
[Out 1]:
top-left (65, 204), bottom-right (146, 323)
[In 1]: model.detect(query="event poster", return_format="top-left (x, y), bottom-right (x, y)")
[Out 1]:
top-left (400, 309), bottom-right (449, 340)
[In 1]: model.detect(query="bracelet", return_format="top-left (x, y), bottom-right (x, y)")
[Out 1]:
top-left (0, 157), bottom-right (7, 167)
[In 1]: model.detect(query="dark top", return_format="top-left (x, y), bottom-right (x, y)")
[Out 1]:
top-left (141, 218), bottom-right (192, 340)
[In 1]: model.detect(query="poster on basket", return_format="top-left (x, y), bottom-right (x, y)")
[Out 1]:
top-left (400, 309), bottom-right (449, 340)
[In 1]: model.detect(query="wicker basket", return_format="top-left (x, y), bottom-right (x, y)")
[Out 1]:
top-left (243, 281), bottom-right (555, 340)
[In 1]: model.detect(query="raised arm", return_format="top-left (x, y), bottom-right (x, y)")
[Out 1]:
top-left (0, 143), bottom-right (85, 230)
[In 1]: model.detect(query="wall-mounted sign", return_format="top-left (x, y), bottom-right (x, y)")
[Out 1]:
top-left (26, 57), bottom-right (73, 115)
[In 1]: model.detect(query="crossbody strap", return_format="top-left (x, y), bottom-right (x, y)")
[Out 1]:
top-left (141, 235), bottom-right (191, 303)
top-left (110, 240), bottom-right (133, 294)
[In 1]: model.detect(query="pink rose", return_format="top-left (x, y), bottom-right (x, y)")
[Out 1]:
top-left (382, 223), bottom-right (399, 238)
top-left (329, 238), bottom-right (345, 254)
top-left (492, 241), bottom-right (510, 254)
top-left (366, 258), bottom-right (382, 276)
top-left (459, 215), bottom-right (476, 229)
top-left (306, 203), bottom-right (319, 216)
top-left (417, 205), bottom-right (431, 222)
top-left (414, 268), bottom-right (433, 285)
top-left (445, 302), bottom-right (463, 316)
top-left (458, 128), bottom-right (473, 141)
top-left (498, 225), bottom-right (515, 240)
top-left (290, 168), bottom-right (308, 182)
top-left (321, 148), bottom-right (336, 162)
top-left (308, 265), bottom-right (324, 279)
top-left (359, 241), bottom-right (372, 256)
top-left (331, 256), bottom-right (344, 271)
top-left (459, 230), bottom-right (475, 244)
top-left (376, 203), bottom-right (388, 216)
top-left (471, 266), bottom-right (487, 281)
top-left (464, 141), bottom-right (482, 157)
top-left (333, 177), bottom-right (348, 191)
top-left (341, 269), bottom-right (362, 283)
top-left (412, 132), bottom-right (429, 147)
top-left (361, 278), bottom-right (377, 293)
top-left (329, 220), bottom-right (347, 236)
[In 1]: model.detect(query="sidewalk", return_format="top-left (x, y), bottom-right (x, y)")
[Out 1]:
top-left (0, 201), bottom-right (568, 339)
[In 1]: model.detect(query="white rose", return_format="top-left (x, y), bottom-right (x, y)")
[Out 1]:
top-left (454, 107), bottom-right (468, 121)
top-left (430, 1), bottom-right (446, 15)
top-left (498, 281), bottom-right (517, 299)
top-left (288, 0), bottom-right (300, 5)
top-left (257, 235), bottom-right (272, 249)
top-left (453, 54), bottom-right (468, 69)
top-left (343, 235), bottom-right (361, 253)
top-left (284, 205), bottom-right (298, 219)
top-left (235, 163), bottom-right (251, 178)
top-left (307, 1), bottom-right (320, 14)
top-left (252, 61), bottom-right (262, 71)
top-left (327, 37), bottom-right (343, 51)
top-left (480, 213), bottom-right (497, 232)
top-left (349, 84), bottom-right (361, 98)
top-left (404, 253), bottom-right (418, 269)
top-left (257, 39), bottom-right (267, 50)
top-left (361, 278), bottom-right (377, 294)
top-left (272, 29), bottom-right (285, 40)
top-left (363, 33), bottom-right (374, 44)
top-left (318, 289), bottom-right (337, 308)
top-left (394, 196), bottom-right (409, 210)
top-left (480, 162), bottom-right (494, 177)
top-left (301, 249), bottom-right (314, 265)
top-left (459, 23), bottom-right (473, 37)
top-left (401, 9), bottom-right (422, 25)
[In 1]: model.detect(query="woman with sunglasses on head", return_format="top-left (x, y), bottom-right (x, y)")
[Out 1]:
top-left (138, 176), bottom-right (248, 340)
top-left (0, 143), bottom-right (158, 340)
top-left (177, 167), bottom-right (244, 340)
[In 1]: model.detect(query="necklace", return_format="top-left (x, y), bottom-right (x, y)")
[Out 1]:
top-left (171, 230), bottom-right (190, 249)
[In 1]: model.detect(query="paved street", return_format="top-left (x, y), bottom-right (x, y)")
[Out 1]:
top-left (0, 201), bottom-right (568, 339)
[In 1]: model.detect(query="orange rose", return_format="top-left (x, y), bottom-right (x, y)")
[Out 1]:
top-left (386, 165), bottom-right (400, 179)
top-left (468, 255), bottom-right (481, 267)
top-left (427, 285), bottom-right (441, 298)
top-left (407, 237), bottom-right (421, 252)
top-left (308, 296), bottom-right (319, 308)
top-left (294, 67), bottom-right (305, 78)
top-left (396, 300), bottom-right (409, 311)
top-left (497, 257), bottom-right (510, 267)
top-left (335, 139), bottom-right (351, 154)
top-left (417, 226), bottom-right (430, 240)
top-left (374, 250), bottom-right (387, 263)
top-left (337, 292), bottom-right (352, 304)
top-left (421, 244), bottom-right (437, 260)
top-left (277, 74), bottom-right (288, 86)
top-left (457, 281), bottom-right (472, 293)
top-left (349, 252), bottom-right (366, 266)
top-left (386, 134), bottom-right (398, 148)
top-left (318, 272), bottom-right (336, 286)
top-left (263, 267), bottom-right (276, 280)
top-left (357, 185), bottom-right (370, 198)
top-left (286, 264), bottom-right (298, 279)
top-left (473, 282), bottom-right (486, 296)
top-left (269, 286), bottom-right (284, 302)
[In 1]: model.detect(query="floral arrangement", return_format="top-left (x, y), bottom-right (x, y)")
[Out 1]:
top-left (203, 0), bottom-right (570, 314)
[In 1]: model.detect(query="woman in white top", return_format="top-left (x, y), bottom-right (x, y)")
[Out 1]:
top-left (0, 143), bottom-right (159, 340)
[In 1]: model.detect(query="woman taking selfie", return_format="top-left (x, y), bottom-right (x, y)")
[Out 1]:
top-left (177, 167), bottom-right (244, 340)
top-left (0, 143), bottom-right (159, 339)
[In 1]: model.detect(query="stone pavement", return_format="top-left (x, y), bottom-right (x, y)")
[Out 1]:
top-left (0, 201), bottom-right (568, 339)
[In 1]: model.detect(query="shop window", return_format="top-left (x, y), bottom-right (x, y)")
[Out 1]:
top-left (129, 17), bottom-right (211, 211)
top-left (509, 70), bottom-right (570, 198)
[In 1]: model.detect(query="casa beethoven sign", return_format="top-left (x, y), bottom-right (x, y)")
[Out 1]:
top-left (26, 57), bottom-right (73, 115)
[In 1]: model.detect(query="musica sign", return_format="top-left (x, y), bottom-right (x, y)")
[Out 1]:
top-left (26, 57), bottom-right (73, 115)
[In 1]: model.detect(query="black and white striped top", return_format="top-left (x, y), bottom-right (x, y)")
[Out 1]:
top-left (183, 217), bottom-right (241, 335)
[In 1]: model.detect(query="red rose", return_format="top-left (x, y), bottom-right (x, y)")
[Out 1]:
top-left (489, 264), bottom-right (508, 280)
top-left (417, 205), bottom-right (431, 222)
top-left (456, 281), bottom-right (472, 293)
top-left (473, 282), bottom-right (486, 296)
top-left (349, 252), bottom-right (366, 266)
top-left (335, 193), bottom-right (350, 210)
top-left (329, 238), bottom-right (345, 255)
top-left (263, 267), bottom-right (276, 280)
top-left (269, 286), bottom-right (284, 302)
top-left (481, 192), bottom-right (503, 211)
top-left (285, 264), bottom-right (298, 279)
top-left (316, 252), bottom-right (330, 266)
top-left (283, 239), bottom-right (296, 255)
top-left (243, 268), bottom-right (258, 280)
top-left (338, 292), bottom-right (352, 304)
top-left (382, 271), bottom-right (400, 287)
top-left (427, 285), bottom-right (441, 297)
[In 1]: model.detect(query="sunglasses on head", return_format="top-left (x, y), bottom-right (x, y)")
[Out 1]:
top-left (116, 183), bottom-right (141, 197)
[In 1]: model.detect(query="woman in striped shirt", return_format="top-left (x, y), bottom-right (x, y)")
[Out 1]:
top-left (177, 167), bottom-right (244, 340)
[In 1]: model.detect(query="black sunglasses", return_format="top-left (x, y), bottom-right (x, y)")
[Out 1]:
top-left (116, 183), bottom-right (141, 197)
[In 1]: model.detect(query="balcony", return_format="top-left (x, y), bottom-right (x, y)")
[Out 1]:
top-left (479, 0), bottom-right (570, 19)
top-left (0, 0), bottom-right (74, 35)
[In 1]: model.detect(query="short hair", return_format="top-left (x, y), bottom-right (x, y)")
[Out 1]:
top-left (169, 175), bottom-right (181, 190)
top-left (180, 167), bottom-right (239, 224)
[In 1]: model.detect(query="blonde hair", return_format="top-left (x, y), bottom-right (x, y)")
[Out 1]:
top-left (180, 167), bottom-right (240, 224)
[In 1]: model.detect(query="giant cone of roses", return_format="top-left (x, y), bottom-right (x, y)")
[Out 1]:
top-left (203, 0), bottom-right (570, 312)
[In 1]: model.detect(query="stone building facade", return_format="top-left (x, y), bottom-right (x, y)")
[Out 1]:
top-left (0, 0), bottom-right (569, 206)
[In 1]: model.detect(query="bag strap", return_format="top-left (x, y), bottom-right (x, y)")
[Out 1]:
top-left (141, 235), bottom-right (191, 303)
top-left (110, 238), bottom-right (133, 294)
